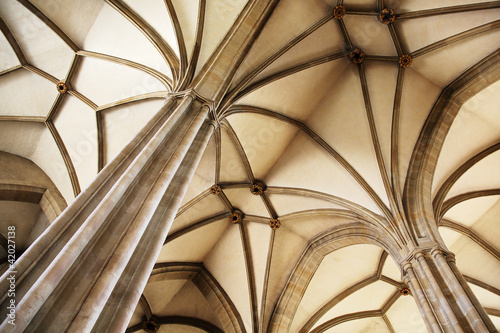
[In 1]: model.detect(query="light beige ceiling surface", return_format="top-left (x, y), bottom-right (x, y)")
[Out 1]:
top-left (30, 0), bottom-right (104, 47)
top-left (85, 3), bottom-right (172, 76)
top-left (1, 0), bottom-right (499, 332)
top-left (171, 0), bottom-right (199, 59)
top-left (0, 32), bottom-right (18, 71)
top-left (204, 223), bottom-right (253, 332)
top-left (0, 1), bottom-right (74, 79)
top-left (0, 70), bottom-right (57, 116)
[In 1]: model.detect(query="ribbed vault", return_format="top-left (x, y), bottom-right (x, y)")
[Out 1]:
top-left (0, 0), bottom-right (499, 332)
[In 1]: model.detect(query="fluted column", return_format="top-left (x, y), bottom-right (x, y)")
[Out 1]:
top-left (0, 93), bottom-right (215, 332)
top-left (0, 0), bottom-right (281, 331)
top-left (402, 248), bottom-right (496, 333)
top-left (403, 265), bottom-right (442, 333)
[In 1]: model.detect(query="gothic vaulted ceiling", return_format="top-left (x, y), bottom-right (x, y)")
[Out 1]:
top-left (0, 0), bottom-right (499, 332)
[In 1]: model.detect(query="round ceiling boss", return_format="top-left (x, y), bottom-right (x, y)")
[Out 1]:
top-left (250, 183), bottom-right (264, 196)
top-left (378, 8), bottom-right (396, 24)
top-left (141, 320), bottom-right (159, 333)
top-left (210, 184), bottom-right (222, 195)
top-left (399, 54), bottom-right (412, 68)
top-left (400, 287), bottom-right (411, 296)
top-left (230, 210), bottom-right (242, 224)
top-left (333, 5), bottom-right (346, 19)
top-left (349, 48), bottom-right (365, 64)
top-left (269, 219), bottom-right (281, 230)
top-left (56, 82), bottom-right (68, 94)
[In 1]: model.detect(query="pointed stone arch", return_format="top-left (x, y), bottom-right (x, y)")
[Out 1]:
top-left (149, 262), bottom-right (247, 333)
top-left (404, 50), bottom-right (500, 244)
top-left (267, 221), bottom-right (403, 332)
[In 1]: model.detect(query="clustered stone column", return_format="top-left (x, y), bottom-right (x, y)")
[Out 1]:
top-left (0, 0), bottom-right (283, 330)
top-left (0, 92), bottom-right (215, 332)
top-left (403, 248), bottom-right (496, 333)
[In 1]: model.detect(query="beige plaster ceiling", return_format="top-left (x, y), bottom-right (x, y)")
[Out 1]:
top-left (0, 0), bottom-right (499, 332)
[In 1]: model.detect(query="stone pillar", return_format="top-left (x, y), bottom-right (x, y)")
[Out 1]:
top-left (403, 248), bottom-right (496, 333)
top-left (0, 93), bottom-right (215, 332)
top-left (0, 0), bottom-right (280, 331)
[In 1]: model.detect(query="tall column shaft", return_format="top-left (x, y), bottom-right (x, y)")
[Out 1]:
top-left (0, 0), bottom-right (281, 331)
top-left (0, 93), bottom-right (215, 332)
top-left (404, 265), bottom-right (442, 333)
top-left (403, 249), bottom-right (496, 333)
top-left (92, 110), bottom-right (215, 333)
